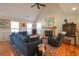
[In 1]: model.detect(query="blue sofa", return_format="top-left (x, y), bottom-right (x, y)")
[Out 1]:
top-left (10, 31), bottom-right (42, 56)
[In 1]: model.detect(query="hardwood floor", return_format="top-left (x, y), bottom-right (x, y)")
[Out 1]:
top-left (0, 40), bottom-right (79, 56)
top-left (0, 41), bottom-right (17, 56)
top-left (47, 43), bottom-right (79, 56)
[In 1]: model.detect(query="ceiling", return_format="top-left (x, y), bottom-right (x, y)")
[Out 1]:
top-left (59, 3), bottom-right (79, 16)
top-left (0, 3), bottom-right (45, 22)
top-left (0, 3), bottom-right (79, 22)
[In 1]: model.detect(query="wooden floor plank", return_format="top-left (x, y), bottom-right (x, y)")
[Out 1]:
top-left (0, 41), bottom-right (17, 56)
top-left (48, 43), bottom-right (79, 56)
top-left (0, 41), bottom-right (79, 56)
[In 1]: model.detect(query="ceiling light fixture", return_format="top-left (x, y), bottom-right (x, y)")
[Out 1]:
top-left (72, 7), bottom-right (77, 11)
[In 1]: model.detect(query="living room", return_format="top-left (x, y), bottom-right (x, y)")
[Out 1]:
top-left (0, 3), bottom-right (79, 56)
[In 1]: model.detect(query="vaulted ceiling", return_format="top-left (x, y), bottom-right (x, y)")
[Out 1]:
top-left (59, 3), bottom-right (79, 16)
top-left (0, 3), bottom-right (79, 22)
top-left (0, 3), bottom-right (45, 22)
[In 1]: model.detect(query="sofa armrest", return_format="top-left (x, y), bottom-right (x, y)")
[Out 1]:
top-left (24, 39), bottom-right (42, 55)
top-left (24, 39), bottom-right (42, 46)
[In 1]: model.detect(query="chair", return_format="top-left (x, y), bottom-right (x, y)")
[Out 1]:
top-left (32, 29), bottom-right (37, 35)
top-left (48, 33), bottom-right (65, 47)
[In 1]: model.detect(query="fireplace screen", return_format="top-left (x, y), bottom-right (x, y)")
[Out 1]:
top-left (45, 30), bottom-right (53, 37)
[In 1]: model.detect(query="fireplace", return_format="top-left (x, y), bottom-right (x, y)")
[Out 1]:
top-left (43, 26), bottom-right (56, 38)
top-left (45, 30), bottom-right (53, 37)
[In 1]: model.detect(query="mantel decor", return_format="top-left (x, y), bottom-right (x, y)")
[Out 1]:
top-left (0, 19), bottom-right (10, 28)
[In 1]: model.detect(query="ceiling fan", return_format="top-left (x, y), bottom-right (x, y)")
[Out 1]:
top-left (31, 3), bottom-right (46, 9)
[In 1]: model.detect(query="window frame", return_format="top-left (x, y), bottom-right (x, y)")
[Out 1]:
top-left (36, 22), bottom-right (42, 34)
top-left (11, 21), bottom-right (19, 33)
top-left (27, 23), bottom-right (32, 34)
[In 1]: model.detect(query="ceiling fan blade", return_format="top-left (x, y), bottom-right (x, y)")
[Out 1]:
top-left (31, 4), bottom-right (36, 8)
top-left (36, 3), bottom-right (39, 5)
top-left (39, 4), bottom-right (46, 7)
top-left (31, 3), bottom-right (46, 9)
top-left (37, 5), bottom-right (40, 9)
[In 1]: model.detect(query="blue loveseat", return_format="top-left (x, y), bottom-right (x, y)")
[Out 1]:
top-left (10, 31), bottom-right (42, 56)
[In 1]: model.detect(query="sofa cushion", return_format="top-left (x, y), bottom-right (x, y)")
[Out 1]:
top-left (17, 34), bottom-right (29, 42)
top-left (30, 35), bottom-right (39, 38)
top-left (19, 34), bottom-right (26, 40)
top-left (56, 33), bottom-right (64, 41)
top-left (29, 35), bottom-right (39, 42)
top-left (18, 31), bottom-right (27, 36)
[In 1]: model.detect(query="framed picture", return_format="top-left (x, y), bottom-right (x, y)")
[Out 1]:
top-left (21, 23), bottom-right (26, 27)
top-left (0, 19), bottom-right (10, 28)
top-left (20, 22), bottom-right (26, 28)
top-left (44, 17), bottom-right (54, 26)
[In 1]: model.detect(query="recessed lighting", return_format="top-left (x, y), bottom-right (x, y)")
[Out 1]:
top-left (72, 7), bottom-right (77, 11)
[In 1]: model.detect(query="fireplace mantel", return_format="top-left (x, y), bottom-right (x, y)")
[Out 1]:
top-left (43, 26), bottom-right (56, 29)
top-left (43, 26), bottom-right (57, 38)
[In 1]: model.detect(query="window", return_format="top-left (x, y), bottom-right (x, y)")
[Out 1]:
top-left (36, 22), bottom-right (42, 34)
top-left (27, 23), bottom-right (32, 34)
top-left (11, 21), bottom-right (19, 32)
